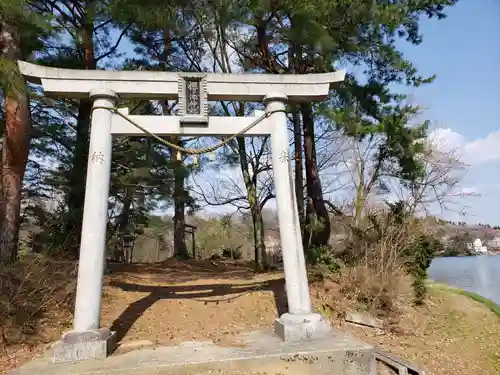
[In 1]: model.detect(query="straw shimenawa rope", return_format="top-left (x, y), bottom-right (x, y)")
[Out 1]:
top-left (92, 106), bottom-right (286, 156)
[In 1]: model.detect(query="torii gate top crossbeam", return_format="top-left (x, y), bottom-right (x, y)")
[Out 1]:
top-left (17, 61), bottom-right (345, 102)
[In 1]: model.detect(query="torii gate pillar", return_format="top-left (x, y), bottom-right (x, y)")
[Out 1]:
top-left (17, 61), bottom-right (345, 363)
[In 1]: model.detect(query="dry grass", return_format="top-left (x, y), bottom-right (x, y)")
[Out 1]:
top-left (0, 256), bottom-right (76, 373)
top-left (310, 267), bottom-right (413, 334)
top-left (0, 257), bottom-right (75, 344)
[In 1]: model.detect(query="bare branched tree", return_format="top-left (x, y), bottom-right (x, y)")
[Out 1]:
top-left (392, 128), bottom-right (475, 216)
top-left (337, 134), bottom-right (388, 224)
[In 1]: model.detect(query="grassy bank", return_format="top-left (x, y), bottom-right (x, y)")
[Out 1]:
top-left (339, 281), bottom-right (500, 375)
top-left (429, 282), bottom-right (500, 317)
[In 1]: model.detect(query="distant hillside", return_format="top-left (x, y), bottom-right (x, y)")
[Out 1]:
top-left (425, 220), bottom-right (500, 256)
top-left (18, 211), bottom-right (500, 260)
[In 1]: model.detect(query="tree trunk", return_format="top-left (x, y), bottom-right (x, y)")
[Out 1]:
top-left (163, 103), bottom-right (188, 259)
top-left (253, 203), bottom-right (266, 269)
top-left (301, 103), bottom-right (330, 250)
top-left (248, 184), bottom-right (265, 269)
top-left (117, 189), bottom-right (133, 233)
top-left (0, 136), bottom-right (4, 235)
top-left (172, 150), bottom-right (189, 259)
top-left (65, 16), bottom-right (96, 257)
top-left (237, 137), bottom-right (266, 270)
top-left (161, 31), bottom-right (188, 259)
top-left (116, 187), bottom-right (134, 262)
top-left (65, 99), bottom-right (92, 255)
top-left (354, 158), bottom-right (366, 226)
top-left (292, 106), bottom-right (304, 229)
top-left (0, 21), bottom-right (31, 264)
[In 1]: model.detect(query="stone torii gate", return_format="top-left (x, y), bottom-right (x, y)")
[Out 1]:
top-left (17, 61), bottom-right (345, 363)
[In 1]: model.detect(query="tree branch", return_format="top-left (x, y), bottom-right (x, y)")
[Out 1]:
top-left (96, 25), bottom-right (131, 62)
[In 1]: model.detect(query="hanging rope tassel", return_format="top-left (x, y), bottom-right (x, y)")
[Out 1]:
top-left (209, 152), bottom-right (215, 161)
top-left (193, 155), bottom-right (198, 165)
top-left (176, 151), bottom-right (182, 161)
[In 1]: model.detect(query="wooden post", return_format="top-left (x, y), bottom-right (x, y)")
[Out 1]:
top-left (156, 235), bottom-right (160, 261)
top-left (184, 223), bottom-right (197, 259)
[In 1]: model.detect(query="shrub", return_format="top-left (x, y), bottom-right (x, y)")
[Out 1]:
top-left (337, 266), bottom-right (405, 317)
top-left (307, 245), bottom-right (343, 281)
top-left (0, 257), bottom-right (75, 346)
top-left (324, 204), bottom-right (440, 315)
top-left (221, 246), bottom-right (243, 260)
top-left (194, 218), bottom-right (252, 260)
top-left (404, 234), bottom-right (443, 304)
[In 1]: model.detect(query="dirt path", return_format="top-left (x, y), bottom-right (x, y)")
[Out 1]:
top-left (102, 261), bottom-right (500, 375)
top-left (2, 260), bottom-right (500, 375)
top-left (100, 260), bottom-right (286, 346)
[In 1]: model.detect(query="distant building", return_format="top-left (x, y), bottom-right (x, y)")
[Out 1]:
top-left (472, 238), bottom-right (488, 254)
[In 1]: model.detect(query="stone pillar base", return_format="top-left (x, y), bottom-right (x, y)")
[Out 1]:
top-left (51, 328), bottom-right (116, 363)
top-left (275, 312), bottom-right (331, 342)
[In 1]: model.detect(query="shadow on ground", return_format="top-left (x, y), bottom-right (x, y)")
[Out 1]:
top-left (109, 278), bottom-right (288, 342)
top-left (108, 259), bottom-right (265, 283)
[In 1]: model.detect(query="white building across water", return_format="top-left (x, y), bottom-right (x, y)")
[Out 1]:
top-left (472, 238), bottom-right (488, 254)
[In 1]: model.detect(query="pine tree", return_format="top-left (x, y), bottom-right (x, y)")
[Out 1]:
top-left (0, 0), bottom-right (48, 263)
top-left (110, 1), bottom-right (203, 259)
top-left (29, 0), bottom-right (133, 257)
top-left (217, 0), bottom-right (457, 250)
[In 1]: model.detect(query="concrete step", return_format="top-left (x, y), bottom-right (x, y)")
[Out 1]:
top-left (10, 330), bottom-right (375, 375)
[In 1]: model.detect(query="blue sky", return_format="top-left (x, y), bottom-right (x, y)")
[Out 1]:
top-left (393, 0), bottom-right (500, 224)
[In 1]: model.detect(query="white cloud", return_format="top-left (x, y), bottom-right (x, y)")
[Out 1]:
top-left (457, 186), bottom-right (480, 195)
top-left (429, 127), bottom-right (500, 165)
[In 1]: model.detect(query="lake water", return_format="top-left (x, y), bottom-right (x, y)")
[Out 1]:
top-left (428, 255), bottom-right (500, 304)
